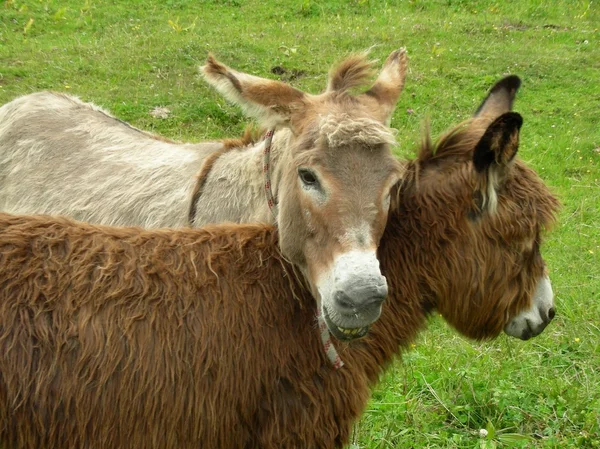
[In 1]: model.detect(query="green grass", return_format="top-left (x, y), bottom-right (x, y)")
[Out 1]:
top-left (1, 0), bottom-right (599, 447)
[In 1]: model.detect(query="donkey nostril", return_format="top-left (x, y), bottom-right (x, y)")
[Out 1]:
top-left (548, 307), bottom-right (556, 320)
top-left (334, 291), bottom-right (355, 311)
top-left (365, 289), bottom-right (387, 307)
top-left (334, 287), bottom-right (386, 312)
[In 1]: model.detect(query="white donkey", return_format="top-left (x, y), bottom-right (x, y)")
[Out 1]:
top-left (0, 49), bottom-right (408, 337)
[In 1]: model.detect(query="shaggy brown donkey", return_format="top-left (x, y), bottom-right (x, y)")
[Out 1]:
top-left (0, 77), bottom-right (558, 449)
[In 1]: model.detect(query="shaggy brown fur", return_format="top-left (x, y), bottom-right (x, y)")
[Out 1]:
top-left (0, 115), bottom-right (558, 449)
top-left (396, 115), bottom-right (558, 339)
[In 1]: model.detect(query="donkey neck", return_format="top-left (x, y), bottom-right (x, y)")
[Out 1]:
top-left (191, 130), bottom-right (293, 227)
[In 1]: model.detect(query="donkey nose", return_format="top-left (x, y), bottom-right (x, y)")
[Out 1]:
top-left (539, 306), bottom-right (556, 325)
top-left (334, 283), bottom-right (388, 312)
top-left (523, 316), bottom-right (551, 340)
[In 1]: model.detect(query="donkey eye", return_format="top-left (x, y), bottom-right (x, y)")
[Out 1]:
top-left (298, 168), bottom-right (319, 187)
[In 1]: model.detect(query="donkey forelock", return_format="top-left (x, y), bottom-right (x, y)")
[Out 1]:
top-left (318, 114), bottom-right (398, 149)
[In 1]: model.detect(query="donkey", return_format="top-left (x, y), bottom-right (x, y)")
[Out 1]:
top-left (0, 76), bottom-right (559, 449)
top-left (0, 49), bottom-right (407, 337)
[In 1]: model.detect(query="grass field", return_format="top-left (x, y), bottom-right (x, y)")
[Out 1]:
top-left (1, 0), bottom-right (599, 447)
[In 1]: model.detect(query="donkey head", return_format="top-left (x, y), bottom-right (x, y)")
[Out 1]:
top-left (395, 75), bottom-right (559, 341)
top-left (202, 50), bottom-right (407, 340)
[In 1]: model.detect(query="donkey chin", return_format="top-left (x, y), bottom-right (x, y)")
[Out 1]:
top-left (317, 250), bottom-right (388, 341)
top-left (504, 276), bottom-right (556, 340)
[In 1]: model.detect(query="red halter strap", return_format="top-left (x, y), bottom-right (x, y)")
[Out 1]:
top-left (317, 309), bottom-right (345, 370)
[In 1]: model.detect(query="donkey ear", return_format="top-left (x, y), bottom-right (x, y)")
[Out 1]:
top-left (326, 52), bottom-right (375, 93)
top-left (473, 112), bottom-right (523, 173)
top-left (362, 48), bottom-right (408, 125)
top-left (474, 75), bottom-right (521, 118)
top-left (201, 54), bottom-right (307, 130)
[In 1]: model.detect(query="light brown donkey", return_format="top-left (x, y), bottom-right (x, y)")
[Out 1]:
top-left (0, 49), bottom-right (407, 337)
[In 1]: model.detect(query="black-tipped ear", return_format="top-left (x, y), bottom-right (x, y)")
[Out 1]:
top-left (473, 112), bottom-right (523, 173)
top-left (474, 75), bottom-right (521, 118)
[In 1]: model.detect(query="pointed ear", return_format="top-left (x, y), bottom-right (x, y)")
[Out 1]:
top-left (362, 48), bottom-right (408, 125)
top-left (473, 112), bottom-right (523, 173)
top-left (326, 52), bottom-right (375, 93)
top-left (474, 75), bottom-right (521, 118)
top-left (201, 54), bottom-right (307, 130)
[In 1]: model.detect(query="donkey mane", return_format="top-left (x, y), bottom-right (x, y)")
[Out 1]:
top-left (398, 117), bottom-right (559, 231)
top-left (220, 125), bottom-right (261, 149)
top-left (418, 119), bottom-right (485, 164)
top-left (47, 92), bottom-right (180, 145)
top-left (47, 91), bottom-right (259, 150)
top-left (410, 118), bottom-right (519, 214)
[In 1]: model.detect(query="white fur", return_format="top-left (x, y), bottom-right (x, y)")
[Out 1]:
top-left (319, 114), bottom-right (397, 148)
top-left (483, 169), bottom-right (499, 215)
top-left (504, 275), bottom-right (554, 339)
top-left (339, 223), bottom-right (373, 248)
top-left (0, 92), bottom-right (299, 229)
top-left (318, 249), bottom-right (387, 329)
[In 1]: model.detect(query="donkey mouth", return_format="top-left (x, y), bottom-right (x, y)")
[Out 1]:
top-left (323, 307), bottom-right (370, 341)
